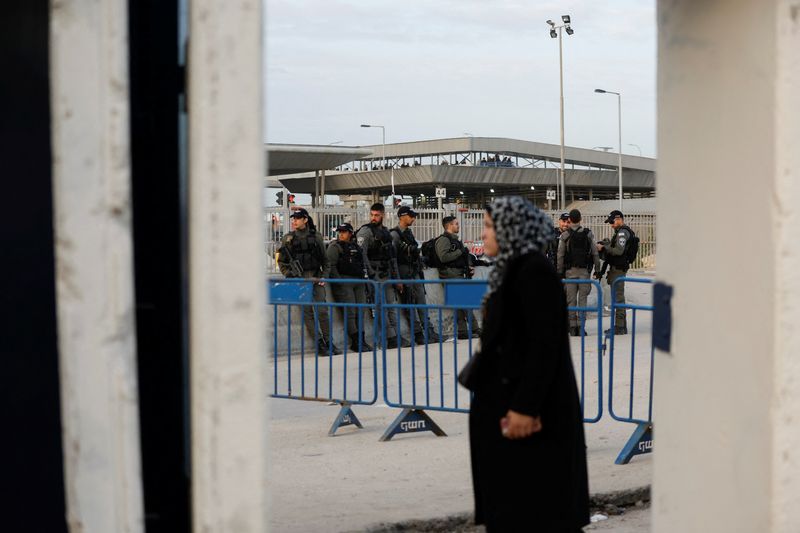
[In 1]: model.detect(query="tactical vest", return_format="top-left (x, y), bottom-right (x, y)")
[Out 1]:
top-left (334, 240), bottom-right (365, 278)
top-left (392, 227), bottom-right (420, 266)
top-left (607, 225), bottom-right (633, 269)
top-left (440, 233), bottom-right (468, 268)
top-left (360, 223), bottom-right (393, 264)
top-left (565, 227), bottom-right (591, 269)
top-left (286, 230), bottom-right (323, 272)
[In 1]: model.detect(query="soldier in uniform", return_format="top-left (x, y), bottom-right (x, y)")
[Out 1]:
top-left (545, 212), bottom-right (571, 269)
top-left (597, 210), bottom-right (632, 335)
top-left (278, 208), bottom-right (341, 355)
top-left (435, 215), bottom-right (481, 339)
top-left (356, 203), bottom-right (412, 349)
top-left (325, 223), bottom-right (373, 352)
top-left (391, 205), bottom-right (441, 345)
top-left (557, 209), bottom-right (601, 337)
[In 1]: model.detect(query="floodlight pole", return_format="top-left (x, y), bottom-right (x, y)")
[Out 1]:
top-left (594, 89), bottom-right (624, 211)
top-left (558, 26), bottom-right (566, 211)
top-left (361, 124), bottom-right (395, 200)
top-left (547, 16), bottom-right (573, 210)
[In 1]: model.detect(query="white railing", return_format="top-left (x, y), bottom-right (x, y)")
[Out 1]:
top-left (265, 207), bottom-right (656, 273)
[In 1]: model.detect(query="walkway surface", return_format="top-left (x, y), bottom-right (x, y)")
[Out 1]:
top-left (269, 275), bottom-right (655, 532)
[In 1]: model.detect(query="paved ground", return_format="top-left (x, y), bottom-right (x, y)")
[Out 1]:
top-left (269, 274), bottom-right (655, 532)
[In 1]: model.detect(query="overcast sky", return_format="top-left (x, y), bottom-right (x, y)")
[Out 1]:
top-left (265, 0), bottom-right (656, 157)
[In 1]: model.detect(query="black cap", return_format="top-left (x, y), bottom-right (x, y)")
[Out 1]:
top-left (289, 208), bottom-right (309, 219)
top-left (568, 209), bottom-right (582, 223)
top-left (442, 215), bottom-right (457, 227)
top-left (336, 222), bottom-right (354, 233)
top-left (397, 205), bottom-right (418, 218)
top-left (558, 212), bottom-right (570, 221)
top-left (605, 210), bottom-right (624, 224)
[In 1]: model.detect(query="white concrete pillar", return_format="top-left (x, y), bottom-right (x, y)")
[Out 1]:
top-left (50, 0), bottom-right (144, 530)
top-left (188, 0), bottom-right (268, 531)
top-left (654, 1), bottom-right (800, 531)
top-left (772, 1), bottom-right (800, 530)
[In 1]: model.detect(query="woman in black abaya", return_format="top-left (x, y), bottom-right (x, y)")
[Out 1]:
top-left (462, 196), bottom-right (589, 532)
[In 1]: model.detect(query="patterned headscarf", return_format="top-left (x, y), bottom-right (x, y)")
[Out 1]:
top-left (484, 196), bottom-right (553, 303)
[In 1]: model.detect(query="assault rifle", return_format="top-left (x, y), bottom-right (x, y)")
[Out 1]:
top-left (279, 243), bottom-right (304, 278)
top-left (595, 238), bottom-right (610, 280)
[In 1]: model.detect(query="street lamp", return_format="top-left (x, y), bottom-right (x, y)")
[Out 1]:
top-left (628, 143), bottom-right (642, 156)
top-left (360, 124), bottom-right (395, 200)
top-left (547, 14), bottom-right (575, 210)
top-left (594, 88), bottom-right (623, 210)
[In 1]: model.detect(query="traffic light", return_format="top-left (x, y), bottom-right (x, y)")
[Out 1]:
top-left (276, 191), bottom-right (283, 206)
top-left (287, 193), bottom-right (296, 205)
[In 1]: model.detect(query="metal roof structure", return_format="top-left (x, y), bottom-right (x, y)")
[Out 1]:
top-left (274, 165), bottom-right (654, 195)
top-left (269, 137), bottom-right (655, 200)
top-left (266, 143), bottom-right (372, 176)
top-left (357, 136), bottom-right (655, 172)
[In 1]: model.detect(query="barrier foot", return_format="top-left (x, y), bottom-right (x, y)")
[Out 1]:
top-left (614, 422), bottom-right (653, 465)
top-left (328, 403), bottom-right (363, 437)
top-left (379, 408), bottom-right (447, 442)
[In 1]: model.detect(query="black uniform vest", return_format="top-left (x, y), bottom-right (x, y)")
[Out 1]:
top-left (286, 231), bottom-right (323, 272)
top-left (607, 225), bottom-right (632, 268)
top-left (392, 227), bottom-right (420, 266)
top-left (361, 223), bottom-right (393, 264)
top-left (334, 240), bottom-right (365, 278)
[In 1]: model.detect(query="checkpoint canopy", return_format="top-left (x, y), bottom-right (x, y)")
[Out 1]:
top-left (265, 143), bottom-right (373, 177)
top-left (267, 137), bottom-right (656, 205)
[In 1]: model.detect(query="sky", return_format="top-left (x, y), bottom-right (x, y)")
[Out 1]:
top-left (265, 0), bottom-right (657, 158)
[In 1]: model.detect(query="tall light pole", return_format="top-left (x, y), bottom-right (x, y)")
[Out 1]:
top-left (628, 143), bottom-right (642, 156)
top-left (547, 15), bottom-right (574, 210)
top-left (594, 89), bottom-right (623, 210)
top-left (360, 124), bottom-right (395, 200)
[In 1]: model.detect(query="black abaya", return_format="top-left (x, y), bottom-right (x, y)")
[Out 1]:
top-left (467, 251), bottom-right (590, 531)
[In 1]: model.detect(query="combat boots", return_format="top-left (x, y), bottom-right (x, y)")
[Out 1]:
top-left (317, 338), bottom-right (342, 356)
top-left (349, 332), bottom-right (374, 352)
top-left (414, 329), bottom-right (441, 345)
top-left (385, 335), bottom-right (412, 349)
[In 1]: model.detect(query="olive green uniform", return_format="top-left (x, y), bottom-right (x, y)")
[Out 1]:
top-left (278, 227), bottom-right (332, 344)
top-left (391, 226), bottom-right (439, 342)
top-left (434, 232), bottom-right (481, 337)
top-left (603, 226), bottom-right (633, 331)
top-left (325, 239), bottom-right (371, 346)
top-left (356, 222), bottom-right (408, 347)
top-left (557, 224), bottom-right (602, 329)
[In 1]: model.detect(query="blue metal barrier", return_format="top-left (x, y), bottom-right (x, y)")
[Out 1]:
top-left (268, 278), bottom-right (380, 436)
top-left (378, 278), bottom-right (485, 441)
top-left (563, 278), bottom-right (605, 424)
top-left (377, 277), bottom-right (605, 440)
top-left (607, 276), bottom-right (655, 464)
